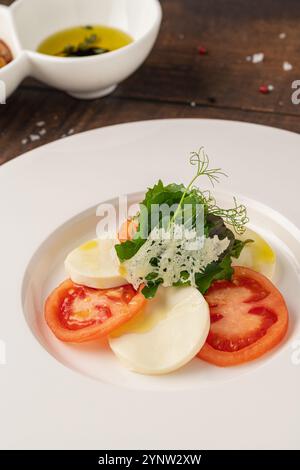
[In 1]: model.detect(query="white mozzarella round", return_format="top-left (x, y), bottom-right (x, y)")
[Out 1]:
top-left (64, 238), bottom-right (127, 289)
top-left (232, 227), bottom-right (276, 280)
top-left (109, 286), bottom-right (210, 375)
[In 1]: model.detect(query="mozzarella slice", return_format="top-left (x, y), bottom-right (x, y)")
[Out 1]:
top-left (232, 227), bottom-right (276, 280)
top-left (109, 286), bottom-right (210, 375)
top-left (64, 238), bottom-right (127, 289)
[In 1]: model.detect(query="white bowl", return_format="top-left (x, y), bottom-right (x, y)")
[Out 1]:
top-left (0, 0), bottom-right (162, 100)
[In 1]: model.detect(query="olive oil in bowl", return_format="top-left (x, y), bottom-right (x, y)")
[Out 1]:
top-left (37, 25), bottom-right (133, 58)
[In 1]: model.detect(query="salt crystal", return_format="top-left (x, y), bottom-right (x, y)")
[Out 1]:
top-left (39, 129), bottom-right (47, 136)
top-left (252, 52), bottom-right (264, 64)
top-left (21, 138), bottom-right (28, 145)
top-left (30, 134), bottom-right (40, 142)
top-left (190, 101), bottom-right (196, 108)
top-left (283, 61), bottom-right (293, 71)
top-left (68, 128), bottom-right (74, 135)
top-left (279, 33), bottom-right (286, 39)
top-left (36, 121), bottom-right (45, 127)
top-left (246, 56), bottom-right (252, 62)
top-left (268, 84), bottom-right (274, 91)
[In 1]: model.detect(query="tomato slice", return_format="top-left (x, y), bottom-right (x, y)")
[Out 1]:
top-left (198, 266), bottom-right (289, 366)
top-left (45, 280), bottom-right (146, 343)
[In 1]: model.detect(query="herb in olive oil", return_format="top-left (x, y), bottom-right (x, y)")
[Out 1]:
top-left (37, 25), bottom-right (133, 57)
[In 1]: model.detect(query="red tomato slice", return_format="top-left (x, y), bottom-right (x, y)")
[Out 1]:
top-left (45, 280), bottom-right (146, 343)
top-left (198, 266), bottom-right (289, 366)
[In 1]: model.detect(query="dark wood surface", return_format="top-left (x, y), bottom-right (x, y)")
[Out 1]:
top-left (1, 0), bottom-right (299, 165)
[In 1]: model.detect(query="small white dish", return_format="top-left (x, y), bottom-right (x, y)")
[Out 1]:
top-left (0, 0), bottom-right (162, 99)
top-left (0, 4), bottom-right (29, 99)
top-left (1, 119), bottom-right (300, 449)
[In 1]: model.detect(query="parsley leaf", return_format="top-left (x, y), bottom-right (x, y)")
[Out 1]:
top-left (195, 254), bottom-right (233, 294)
top-left (115, 238), bottom-right (144, 262)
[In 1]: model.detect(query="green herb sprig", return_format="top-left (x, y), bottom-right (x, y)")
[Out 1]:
top-left (178, 148), bottom-right (248, 235)
top-left (115, 148), bottom-right (252, 298)
top-left (57, 34), bottom-right (109, 57)
top-left (170, 148), bottom-right (227, 227)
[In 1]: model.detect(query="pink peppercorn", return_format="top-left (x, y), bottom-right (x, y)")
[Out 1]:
top-left (198, 46), bottom-right (207, 55)
top-left (259, 85), bottom-right (269, 94)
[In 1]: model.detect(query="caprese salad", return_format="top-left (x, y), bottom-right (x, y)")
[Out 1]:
top-left (45, 149), bottom-right (288, 375)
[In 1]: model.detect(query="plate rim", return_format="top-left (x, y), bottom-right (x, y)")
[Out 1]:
top-left (1, 118), bottom-right (300, 449)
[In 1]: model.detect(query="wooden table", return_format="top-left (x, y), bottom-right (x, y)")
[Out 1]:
top-left (1, 0), bottom-right (299, 165)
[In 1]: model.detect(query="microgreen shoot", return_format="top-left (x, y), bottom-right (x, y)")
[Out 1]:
top-left (170, 148), bottom-right (248, 234)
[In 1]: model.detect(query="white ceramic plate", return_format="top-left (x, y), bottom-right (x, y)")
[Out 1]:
top-left (0, 119), bottom-right (300, 450)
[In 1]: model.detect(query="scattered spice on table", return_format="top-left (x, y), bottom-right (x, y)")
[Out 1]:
top-left (259, 84), bottom-right (274, 94)
top-left (198, 46), bottom-right (207, 55)
top-left (29, 134), bottom-right (40, 142)
top-left (246, 52), bottom-right (264, 63)
top-left (283, 61), bottom-right (293, 71)
top-left (208, 97), bottom-right (216, 104)
top-left (21, 122), bottom-right (48, 146)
